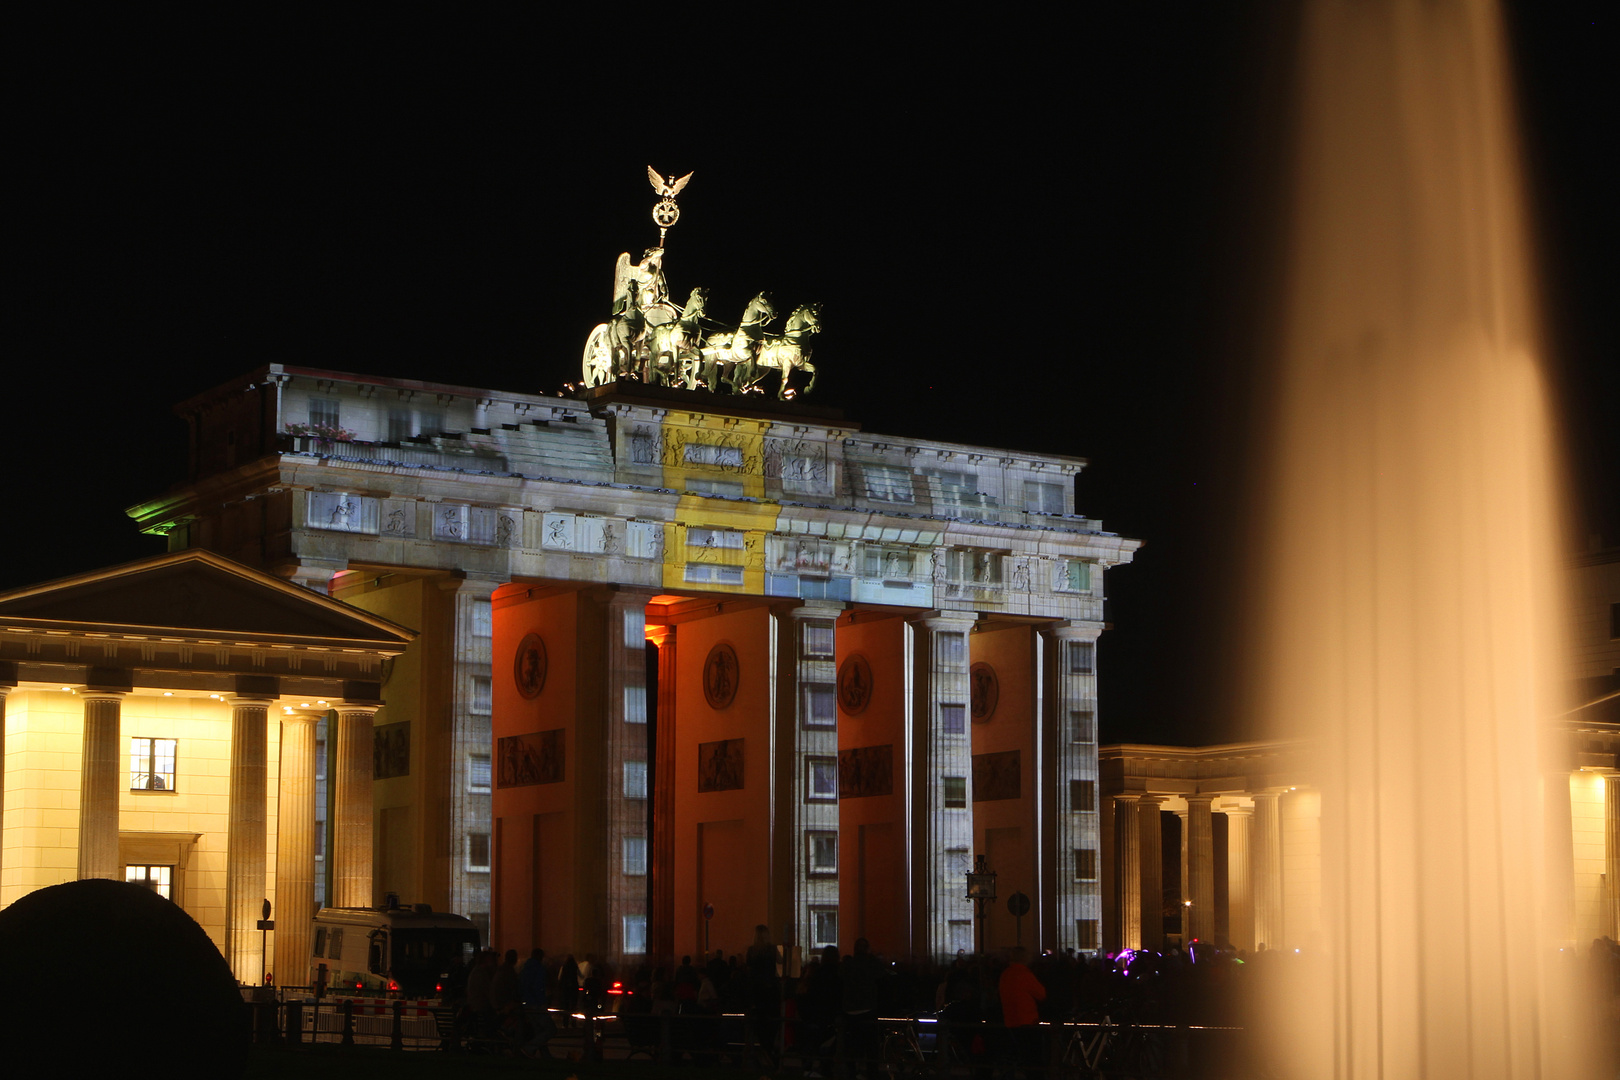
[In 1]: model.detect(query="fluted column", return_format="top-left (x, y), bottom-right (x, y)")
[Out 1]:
top-left (1252, 791), bottom-right (1284, 950)
top-left (0, 682), bottom-right (12, 881)
top-left (1224, 806), bottom-right (1254, 950)
top-left (909, 613), bottom-right (977, 959)
top-left (1041, 622), bottom-right (1101, 955)
top-left (1115, 795), bottom-right (1142, 949)
top-left (1185, 795), bottom-right (1215, 944)
top-left (1137, 796), bottom-right (1165, 951)
top-left (273, 711), bottom-right (320, 986)
top-left (647, 624), bottom-right (677, 961)
top-left (332, 703), bottom-right (379, 908)
top-left (226, 696), bottom-right (272, 984)
top-left (773, 602), bottom-right (842, 962)
top-left (1175, 808), bottom-right (1188, 937)
top-left (1606, 775), bottom-right (1620, 940)
top-left (77, 692), bottom-right (126, 881)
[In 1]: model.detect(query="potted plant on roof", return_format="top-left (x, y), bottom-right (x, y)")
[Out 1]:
top-left (283, 422), bottom-right (358, 453)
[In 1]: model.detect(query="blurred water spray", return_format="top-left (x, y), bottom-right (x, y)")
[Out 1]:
top-left (1255, 1), bottom-right (1593, 1076)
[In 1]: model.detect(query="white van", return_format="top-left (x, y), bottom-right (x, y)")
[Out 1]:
top-left (310, 902), bottom-right (481, 996)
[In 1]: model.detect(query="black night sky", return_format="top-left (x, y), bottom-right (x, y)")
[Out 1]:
top-left (9, 7), bottom-right (1613, 746)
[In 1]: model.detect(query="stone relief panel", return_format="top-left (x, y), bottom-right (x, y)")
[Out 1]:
top-left (542, 512), bottom-right (575, 550)
top-left (497, 729), bottom-right (565, 787)
top-left (380, 499), bottom-right (415, 538)
top-left (373, 721), bottom-right (410, 779)
top-left (972, 750), bottom-right (1020, 802)
top-left (838, 744), bottom-right (893, 799)
top-left (308, 492), bottom-right (379, 534)
top-left (696, 738), bottom-right (745, 792)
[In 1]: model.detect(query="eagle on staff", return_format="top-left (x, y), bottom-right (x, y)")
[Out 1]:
top-left (648, 167), bottom-right (693, 243)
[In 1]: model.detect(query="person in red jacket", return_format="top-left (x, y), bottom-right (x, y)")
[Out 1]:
top-left (997, 947), bottom-right (1046, 1074)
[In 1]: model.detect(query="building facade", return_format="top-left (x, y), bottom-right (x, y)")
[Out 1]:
top-left (0, 550), bottom-right (413, 984)
top-left (129, 368), bottom-right (1141, 961)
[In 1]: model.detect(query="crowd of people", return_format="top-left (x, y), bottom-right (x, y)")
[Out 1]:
top-left (430, 927), bottom-right (1301, 1072)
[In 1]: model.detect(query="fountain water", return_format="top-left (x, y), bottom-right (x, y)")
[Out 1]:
top-left (1254, 2), bottom-right (1593, 1076)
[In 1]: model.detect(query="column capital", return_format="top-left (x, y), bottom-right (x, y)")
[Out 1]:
top-left (1039, 620), bottom-right (1101, 642)
top-left (1222, 804), bottom-right (1255, 818)
top-left (335, 701), bottom-right (381, 717)
top-left (229, 694), bottom-right (276, 707)
top-left (1136, 794), bottom-right (1166, 807)
top-left (77, 689), bottom-right (128, 702)
top-left (909, 611), bottom-right (978, 633)
top-left (1185, 793), bottom-right (1217, 807)
top-left (774, 600), bottom-right (847, 620)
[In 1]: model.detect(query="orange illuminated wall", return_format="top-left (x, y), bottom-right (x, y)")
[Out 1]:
top-left (970, 624), bottom-right (1038, 951)
top-left (671, 605), bottom-right (772, 960)
top-left (835, 611), bottom-right (910, 957)
top-left (490, 585), bottom-right (602, 956)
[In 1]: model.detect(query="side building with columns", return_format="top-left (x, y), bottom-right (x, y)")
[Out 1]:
top-left (128, 367), bottom-right (1141, 962)
top-left (0, 549), bottom-right (413, 984)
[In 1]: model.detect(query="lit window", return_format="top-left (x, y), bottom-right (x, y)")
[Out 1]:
top-left (811, 908), bottom-right (839, 948)
top-left (1070, 709), bottom-right (1096, 743)
top-left (468, 754), bottom-right (491, 793)
top-left (943, 776), bottom-right (967, 809)
top-left (804, 685), bottom-right (836, 728)
top-left (808, 831), bottom-right (838, 876)
top-left (937, 631), bottom-right (967, 669)
top-left (862, 464), bottom-right (914, 503)
top-left (624, 761), bottom-right (648, 800)
top-left (802, 622), bottom-right (835, 658)
top-left (623, 914), bottom-right (648, 954)
top-left (623, 836), bottom-right (647, 876)
top-left (861, 547), bottom-right (915, 580)
top-left (1069, 778), bottom-right (1096, 812)
top-left (686, 478), bottom-right (745, 497)
top-left (1058, 559), bottom-right (1092, 593)
top-left (471, 676), bottom-right (492, 714)
top-left (1024, 480), bottom-right (1065, 515)
top-left (1068, 641), bottom-right (1095, 675)
top-left (942, 549), bottom-right (1001, 585)
top-left (387, 408), bottom-right (412, 443)
top-left (940, 704), bottom-right (966, 735)
top-left (130, 738), bottom-right (177, 791)
top-left (1078, 919), bottom-right (1100, 950)
top-left (472, 599), bottom-right (493, 638)
top-left (686, 527), bottom-right (745, 550)
top-left (1074, 848), bottom-right (1098, 881)
top-left (467, 833), bottom-right (490, 873)
top-left (807, 757), bottom-right (838, 801)
top-left (308, 397), bottom-right (340, 429)
top-left (684, 564), bottom-right (745, 585)
top-left (125, 864), bottom-right (172, 900)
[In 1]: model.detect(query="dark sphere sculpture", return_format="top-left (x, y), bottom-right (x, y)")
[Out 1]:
top-left (0, 879), bottom-right (249, 1075)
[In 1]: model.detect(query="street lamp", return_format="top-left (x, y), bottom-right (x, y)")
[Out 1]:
top-left (964, 854), bottom-right (997, 956)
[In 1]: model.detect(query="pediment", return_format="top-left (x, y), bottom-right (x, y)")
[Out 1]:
top-left (0, 550), bottom-right (413, 645)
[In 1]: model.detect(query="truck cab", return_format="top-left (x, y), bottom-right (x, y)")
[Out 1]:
top-left (310, 901), bottom-right (480, 997)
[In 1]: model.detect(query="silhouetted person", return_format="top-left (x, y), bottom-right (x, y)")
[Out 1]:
top-left (746, 924), bottom-right (781, 1067)
top-left (998, 946), bottom-right (1046, 1075)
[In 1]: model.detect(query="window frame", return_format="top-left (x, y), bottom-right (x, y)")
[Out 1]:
top-left (466, 832), bottom-right (491, 873)
top-left (942, 776), bottom-right (967, 809)
top-left (129, 736), bottom-right (178, 792)
top-left (807, 757), bottom-right (838, 802)
top-left (807, 830), bottom-right (838, 877)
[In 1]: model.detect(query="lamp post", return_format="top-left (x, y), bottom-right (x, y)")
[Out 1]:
top-left (965, 854), bottom-right (997, 956)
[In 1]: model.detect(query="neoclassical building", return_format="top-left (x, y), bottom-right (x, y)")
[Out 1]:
top-left (0, 550), bottom-right (413, 984)
top-left (126, 368), bottom-right (1141, 962)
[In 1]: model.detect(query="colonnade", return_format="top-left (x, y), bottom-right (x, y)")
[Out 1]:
top-left (1109, 789), bottom-right (1287, 953)
top-left (73, 684), bottom-right (380, 985)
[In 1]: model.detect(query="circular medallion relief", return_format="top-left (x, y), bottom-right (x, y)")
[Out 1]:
top-left (703, 642), bottom-right (740, 710)
top-left (514, 634), bottom-right (548, 699)
top-left (970, 661), bottom-right (999, 722)
top-left (837, 653), bottom-right (874, 716)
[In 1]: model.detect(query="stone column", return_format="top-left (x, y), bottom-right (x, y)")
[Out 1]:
top-left (1252, 792), bottom-right (1284, 951)
top-left (332, 703), bottom-right (379, 909)
top-left (273, 711), bottom-right (320, 986)
top-left (0, 677), bottom-right (12, 881)
top-left (1114, 795), bottom-right (1142, 950)
top-left (1137, 796), bottom-right (1165, 951)
top-left (1175, 808), bottom-right (1188, 938)
top-left (772, 602), bottom-right (841, 965)
top-left (1224, 806), bottom-right (1255, 950)
top-left (1185, 795), bottom-right (1215, 944)
top-left (1040, 622), bottom-right (1102, 954)
top-left (77, 692), bottom-right (126, 881)
top-left (226, 696), bottom-right (272, 984)
top-left (599, 588), bottom-right (652, 963)
top-left (1606, 775), bottom-right (1620, 940)
top-left (909, 613), bottom-right (977, 959)
top-left (647, 624), bottom-right (677, 961)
